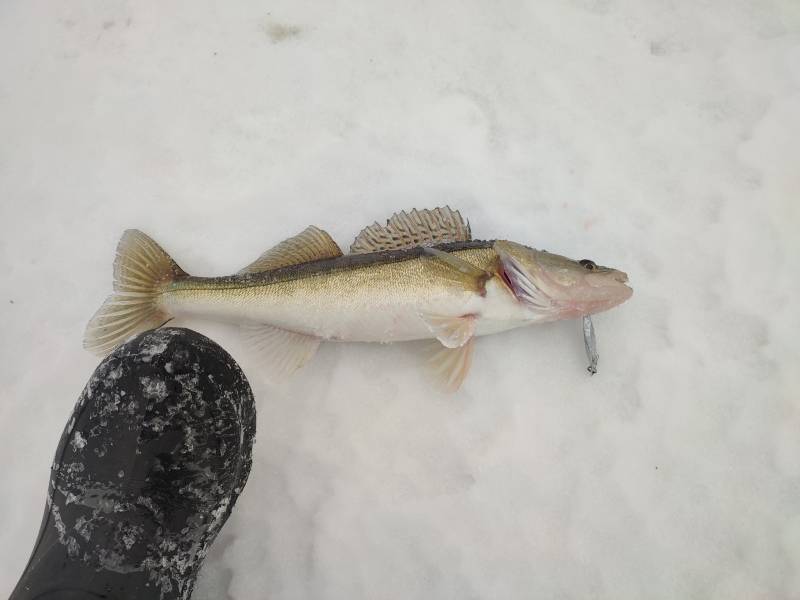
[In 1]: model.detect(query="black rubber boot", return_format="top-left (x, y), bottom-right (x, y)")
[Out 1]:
top-left (10, 328), bottom-right (257, 600)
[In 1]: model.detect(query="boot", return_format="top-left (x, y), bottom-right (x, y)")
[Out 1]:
top-left (10, 328), bottom-right (256, 600)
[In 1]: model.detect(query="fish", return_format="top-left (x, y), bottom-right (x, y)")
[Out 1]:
top-left (84, 207), bottom-right (632, 391)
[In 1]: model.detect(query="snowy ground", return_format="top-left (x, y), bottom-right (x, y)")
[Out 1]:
top-left (1, 1), bottom-right (799, 598)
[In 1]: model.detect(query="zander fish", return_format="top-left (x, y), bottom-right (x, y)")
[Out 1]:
top-left (85, 207), bottom-right (632, 390)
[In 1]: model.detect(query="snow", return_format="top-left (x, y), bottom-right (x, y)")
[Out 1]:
top-left (70, 431), bottom-right (87, 451)
top-left (1, 0), bottom-right (798, 598)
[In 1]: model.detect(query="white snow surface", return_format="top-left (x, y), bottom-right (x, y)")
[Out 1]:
top-left (1, 1), bottom-right (799, 599)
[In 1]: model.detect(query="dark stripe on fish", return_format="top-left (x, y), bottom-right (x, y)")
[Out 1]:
top-left (181, 240), bottom-right (496, 288)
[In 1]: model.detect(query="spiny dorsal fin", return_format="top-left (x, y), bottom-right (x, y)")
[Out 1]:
top-left (350, 207), bottom-right (471, 254)
top-left (239, 226), bottom-right (343, 274)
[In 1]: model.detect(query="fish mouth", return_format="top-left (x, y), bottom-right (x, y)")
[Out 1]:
top-left (586, 270), bottom-right (630, 288)
top-left (583, 270), bottom-right (633, 307)
top-left (615, 272), bottom-right (633, 301)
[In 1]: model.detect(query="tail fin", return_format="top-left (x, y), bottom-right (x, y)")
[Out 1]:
top-left (84, 230), bottom-right (186, 355)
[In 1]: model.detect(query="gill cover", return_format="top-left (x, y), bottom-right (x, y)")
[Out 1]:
top-left (494, 241), bottom-right (554, 313)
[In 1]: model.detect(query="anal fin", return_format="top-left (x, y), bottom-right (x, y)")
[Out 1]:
top-left (427, 337), bottom-right (475, 393)
top-left (241, 323), bottom-right (321, 382)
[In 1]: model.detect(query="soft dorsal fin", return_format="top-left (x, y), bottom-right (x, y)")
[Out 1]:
top-left (350, 207), bottom-right (471, 254)
top-left (239, 226), bottom-right (343, 274)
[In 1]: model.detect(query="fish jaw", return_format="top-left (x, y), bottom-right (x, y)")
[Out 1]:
top-left (574, 271), bottom-right (632, 314)
top-left (539, 268), bottom-right (632, 318)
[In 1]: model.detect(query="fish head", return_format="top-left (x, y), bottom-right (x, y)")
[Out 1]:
top-left (495, 241), bottom-right (632, 318)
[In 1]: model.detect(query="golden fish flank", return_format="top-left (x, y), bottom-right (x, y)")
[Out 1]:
top-left (84, 207), bottom-right (632, 391)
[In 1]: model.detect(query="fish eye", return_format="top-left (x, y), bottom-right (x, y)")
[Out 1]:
top-left (579, 259), bottom-right (596, 271)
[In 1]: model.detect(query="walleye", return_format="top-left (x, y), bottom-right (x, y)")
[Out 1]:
top-left (84, 207), bottom-right (632, 390)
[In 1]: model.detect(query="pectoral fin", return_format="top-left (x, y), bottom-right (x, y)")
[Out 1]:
top-left (241, 323), bottom-right (321, 382)
top-left (427, 337), bottom-right (475, 392)
top-left (421, 246), bottom-right (491, 293)
top-left (419, 313), bottom-right (476, 348)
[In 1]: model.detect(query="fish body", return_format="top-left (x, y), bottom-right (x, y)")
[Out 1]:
top-left (162, 242), bottom-right (534, 343)
top-left (85, 208), bottom-right (632, 390)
